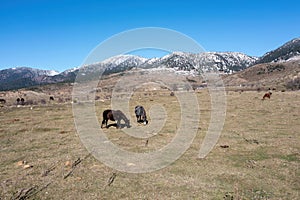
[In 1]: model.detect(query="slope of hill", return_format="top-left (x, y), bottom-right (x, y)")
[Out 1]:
top-left (223, 59), bottom-right (300, 90)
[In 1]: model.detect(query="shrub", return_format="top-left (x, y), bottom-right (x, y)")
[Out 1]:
top-left (26, 99), bottom-right (34, 105)
top-left (286, 77), bottom-right (300, 90)
top-left (95, 96), bottom-right (101, 100)
top-left (40, 99), bottom-right (47, 104)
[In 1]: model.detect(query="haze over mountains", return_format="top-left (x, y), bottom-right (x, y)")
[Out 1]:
top-left (0, 38), bottom-right (299, 91)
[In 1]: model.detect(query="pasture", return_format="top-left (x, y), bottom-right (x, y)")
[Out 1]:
top-left (0, 90), bottom-right (299, 199)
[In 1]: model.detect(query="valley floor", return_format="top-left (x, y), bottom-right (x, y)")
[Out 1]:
top-left (0, 90), bottom-right (299, 199)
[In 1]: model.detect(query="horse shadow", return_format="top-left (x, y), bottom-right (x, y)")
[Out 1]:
top-left (106, 123), bottom-right (131, 129)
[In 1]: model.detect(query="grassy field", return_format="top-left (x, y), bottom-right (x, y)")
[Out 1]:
top-left (0, 90), bottom-right (299, 199)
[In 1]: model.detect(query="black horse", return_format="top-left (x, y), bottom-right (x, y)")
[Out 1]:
top-left (101, 109), bottom-right (130, 128)
top-left (135, 105), bottom-right (148, 125)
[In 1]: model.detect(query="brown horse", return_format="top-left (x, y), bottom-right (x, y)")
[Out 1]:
top-left (262, 92), bottom-right (272, 100)
top-left (101, 109), bottom-right (130, 128)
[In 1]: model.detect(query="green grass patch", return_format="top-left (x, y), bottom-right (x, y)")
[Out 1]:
top-left (279, 153), bottom-right (299, 162)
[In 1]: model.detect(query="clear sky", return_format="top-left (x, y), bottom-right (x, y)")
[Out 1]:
top-left (0, 0), bottom-right (299, 72)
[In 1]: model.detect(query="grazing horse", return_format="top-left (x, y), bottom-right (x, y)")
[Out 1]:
top-left (101, 109), bottom-right (130, 128)
top-left (135, 105), bottom-right (148, 125)
top-left (49, 96), bottom-right (54, 101)
top-left (262, 92), bottom-right (272, 100)
top-left (20, 98), bottom-right (25, 105)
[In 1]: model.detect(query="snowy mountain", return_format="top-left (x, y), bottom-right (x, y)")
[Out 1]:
top-left (257, 37), bottom-right (300, 64)
top-left (139, 51), bottom-right (257, 73)
top-left (0, 67), bottom-right (60, 90)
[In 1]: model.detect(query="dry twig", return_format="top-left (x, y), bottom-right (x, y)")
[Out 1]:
top-left (64, 153), bottom-right (92, 179)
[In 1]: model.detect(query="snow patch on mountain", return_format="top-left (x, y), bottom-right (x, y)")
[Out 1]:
top-left (46, 70), bottom-right (60, 76)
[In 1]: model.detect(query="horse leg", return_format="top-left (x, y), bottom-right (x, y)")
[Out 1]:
top-left (101, 119), bottom-right (106, 128)
top-left (116, 120), bottom-right (121, 129)
top-left (106, 120), bottom-right (109, 128)
top-left (103, 119), bottom-right (109, 128)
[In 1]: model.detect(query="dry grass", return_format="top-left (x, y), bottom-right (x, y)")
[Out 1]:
top-left (0, 89), bottom-right (299, 199)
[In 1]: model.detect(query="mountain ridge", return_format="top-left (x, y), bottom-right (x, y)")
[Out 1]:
top-left (0, 51), bottom-right (256, 90)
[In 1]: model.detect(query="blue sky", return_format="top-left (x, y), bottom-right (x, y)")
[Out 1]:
top-left (0, 0), bottom-right (299, 72)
